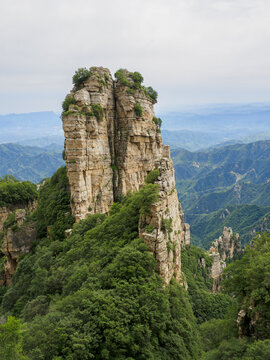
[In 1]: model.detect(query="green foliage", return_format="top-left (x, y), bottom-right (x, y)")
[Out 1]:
top-left (223, 233), bottom-right (270, 339)
top-left (243, 339), bottom-right (270, 360)
top-left (126, 88), bottom-right (135, 96)
top-left (34, 166), bottom-right (74, 240)
top-left (152, 116), bottom-right (162, 128)
top-left (114, 69), bottom-right (158, 103)
top-left (145, 169), bottom-right (160, 184)
top-left (131, 71), bottom-right (144, 88)
top-left (0, 180), bottom-right (37, 207)
top-left (181, 246), bottom-right (235, 324)
top-left (91, 104), bottom-right (104, 121)
top-left (72, 67), bottom-right (91, 87)
top-left (0, 176), bottom-right (200, 359)
top-left (0, 175), bottom-right (19, 183)
top-left (3, 212), bottom-right (16, 230)
top-left (144, 86), bottom-right (158, 102)
top-left (172, 141), bottom-right (270, 248)
top-left (0, 316), bottom-right (26, 359)
top-left (161, 218), bottom-right (173, 233)
top-left (62, 96), bottom-right (76, 112)
top-left (200, 317), bottom-right (238, 353)
top-left (134, 103), bottom-right (143, 117)
top-left (145, 224), bottom-right (155, 233)
top-left (114, 68), bottom-right (132, 87)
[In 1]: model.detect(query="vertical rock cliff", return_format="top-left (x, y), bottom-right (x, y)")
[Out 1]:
top-left (209, 227), bottom-right (241, 292)
top-left (62, 67), bottom-right (189, 284)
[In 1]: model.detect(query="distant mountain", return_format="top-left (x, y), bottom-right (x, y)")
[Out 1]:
top-left (18, 135), bottom-right (64, 148)
top-left (189, 205), bottom-right (270, 248)
top-left (0, 143), bottom-right (64, 183)
top-left (160, 103), bottom-right (270, 131)
top-left (173, 140), bottom-right (270, 248)
top-left (0, 111), bottom-right (63, 143)
top-left (159, 103), bottom-right (270, 150)
top-left (162, 129), bottom-right (270, 151)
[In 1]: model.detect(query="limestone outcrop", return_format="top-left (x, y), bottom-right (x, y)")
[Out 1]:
top-left (0, 206), bottom-right (36, 285)
top-left (209, 227), bottom-right (241, 292)
top-left (62, 67), bottom-right (189, 284)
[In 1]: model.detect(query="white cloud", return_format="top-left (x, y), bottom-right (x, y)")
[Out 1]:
top-left (0, 0), bottom-right (270, 113)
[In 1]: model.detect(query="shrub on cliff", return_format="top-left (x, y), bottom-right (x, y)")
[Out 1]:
top-left (91, 104), bottom-right (104, 121)
top-left (153, 116), bottom-right (162, 128)
top-left (62, 96), bottom-right (76, 112)
top-left (131, 71), bottom-right (144, 88)
top-left (114, 69), bottom-right (158, 103)
top-left (145, 169), bottom-right (160, 184)
top-left (144, 86), bottom-right (158, 102)
top-left (134, 103), bottom-right (143, 117)
top-left (72, 67), bottom-right (91, 87)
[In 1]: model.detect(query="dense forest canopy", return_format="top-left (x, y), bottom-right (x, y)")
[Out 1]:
top-left (0, 167), bottom-right (270, 359)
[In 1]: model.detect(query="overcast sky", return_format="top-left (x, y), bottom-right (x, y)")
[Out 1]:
top-left (1, 0), bottom-right (270, 114)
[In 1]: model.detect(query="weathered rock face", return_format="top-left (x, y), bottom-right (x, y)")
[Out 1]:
top-left (62, 67), bottom-right (189, 284)
top-left (0, 207), bottom-right (36, 285)
top-left (139, 155), bottom-right (189, 284)
top-left (63, 68), bottom-right (115, 220)
top-left (209, 227), bottom-right (241, 292)
top-left (0, 201), bottom-right (37, 233)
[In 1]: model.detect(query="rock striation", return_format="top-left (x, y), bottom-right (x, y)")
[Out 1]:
top-left (62, 67), bottom-right (189, 284)
top-left (1, 208), bottom-right (36, 285)
top-left (209, 227), bottom-right (241, 292)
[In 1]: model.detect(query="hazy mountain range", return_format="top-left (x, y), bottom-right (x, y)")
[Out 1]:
top-left (172, 140), bottom-right (270, 247)
top-left (1, 103), bottom-right (270, 151)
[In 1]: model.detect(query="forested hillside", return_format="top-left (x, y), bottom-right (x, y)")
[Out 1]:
top-left (1, 168), bottom-right (270, 359)
top-left (0, 143), bottom-right (64, 183)
top-left (172, 140), bottom-right (270, 247)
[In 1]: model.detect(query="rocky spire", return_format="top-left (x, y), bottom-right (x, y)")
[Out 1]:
top-left (209, 227), bottom-right (241, 292)
top-left (62, 67), bottom-right (189, 284)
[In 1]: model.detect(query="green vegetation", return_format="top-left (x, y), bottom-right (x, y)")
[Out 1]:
top-left (223, 233), bottom-right (270, 339)
top-left (33, 166), bottom-right (74, 239)
top-left (72, 67), bottom-right (91, 87)
top-left (181, 246), bottom-right (235, 324)
top-left (144, 86), bottom-right (158, 102)
top-left (161, 218), bottom-right (173, 233)
top-left (91, 104), bottom-right (104, 122)
top-left (1, 162), bottom-right (270, 358)
top-left (62, 96), bottom-right (76, 112)
top-left (153, 116), bottom-right (162, 128)
top-left (199, 234), bottom-right (270, 359)
top-left (131, 71), bottom-right (144, 88)
top-left (0, 316), bottom-right (26, 360)
top-left (114, 69), bottom-right (158, 103)
top-left (190, 204), bottom-right (270, 248)
top-left (172, 141), bottom-right (270, 248)
top-left (145, 169), bottom-right (160, 184)
top-left (0, 143), bottom-right (64, 184)
top-left (0, 169), bottom-right (201, 359)
top-left (0, 180), bottom-right (37, 207)
top-left (145, 224), bottom-right (155, 233)
top-left (134, 103), bottom-right (143, 117)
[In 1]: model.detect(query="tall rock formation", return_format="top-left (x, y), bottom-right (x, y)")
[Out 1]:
top-left (62, 67), bottom-right (189, 284)
top-left (209, 227), bottom-right (241, 292)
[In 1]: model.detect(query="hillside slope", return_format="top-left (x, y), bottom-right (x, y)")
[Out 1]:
top-left (0, 143), bottom-right (64, 183)
top-left (172, 140), bottom-right (270, 247)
